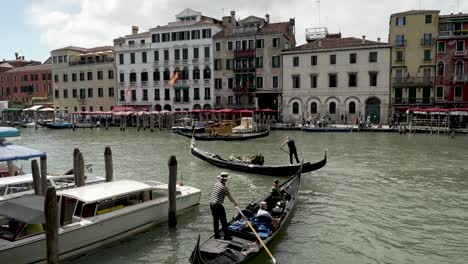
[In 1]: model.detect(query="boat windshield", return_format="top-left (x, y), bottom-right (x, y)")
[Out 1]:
top-left (0, 217), bottom-right (44, 241)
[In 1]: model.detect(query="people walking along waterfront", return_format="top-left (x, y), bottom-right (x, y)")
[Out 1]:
top-left (210, 172), bottom-right (238, 240)
top-left (281, 136), bottom-right (299, 165)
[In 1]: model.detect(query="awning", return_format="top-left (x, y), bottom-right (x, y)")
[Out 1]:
top-left (23, 105), bottom-right (43, 112)
top-left (0, 127), bottom-right (21, 138)
top-left (0, 195), bottom-right (45, 224)
top-left (39, 108), bottom-right (54, 112)
top-left (0, 142), bottom-right (46, 162)
top-left (2, 107), bottom-right (24, 112)
top-left (112, 106), bottom-right (148, 112)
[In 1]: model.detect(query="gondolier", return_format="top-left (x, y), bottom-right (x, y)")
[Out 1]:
top-left (281, 136), bottom-right (299, 165)
top-left (210, 172), bottom-right (238, 240)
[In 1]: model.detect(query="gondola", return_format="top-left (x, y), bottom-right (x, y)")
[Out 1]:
top-left (38, 122), bottom-right (73, 129)
top-left (177, 130), bottom-right (269, 141)
top-left (191, 143), bottom-right (326, 176)
top-left (190, 166), bottom-right (302, 264)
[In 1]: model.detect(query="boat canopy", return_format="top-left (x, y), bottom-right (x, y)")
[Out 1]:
top-left (22, 105), bottom-right (43, 112)
top-left (0, 195), bottom-right (45, 224)
top-left (0, 127), bottom-right (21, 138)
top-left (58, 180), bottom-right (153, 203)
top-left (0, 142), bottom-right (46, 162)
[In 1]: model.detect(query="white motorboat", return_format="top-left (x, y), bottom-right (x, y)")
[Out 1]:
top-left (0, 174), bottom-right (104, 201)
top-left (232, 117), bottom-right (257, 133)
top-left (0, 180), bottom-right (201, 263)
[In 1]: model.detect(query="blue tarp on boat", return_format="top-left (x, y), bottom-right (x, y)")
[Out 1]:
top-left (0, 127), bottom-right (21, 138)
top-left (0, 142), bottom-right (46, 162)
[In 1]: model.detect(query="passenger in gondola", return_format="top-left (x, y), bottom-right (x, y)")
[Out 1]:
top-left (209, 172), bottom-right (238, 240)
top-left (280, 136), bottom-right (299, 165)
top-left (268, 179), bottom-right (283, 209)
top-left (256, 201), bottom-right (272, 219)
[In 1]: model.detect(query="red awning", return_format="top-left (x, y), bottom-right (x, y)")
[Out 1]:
top-left (255, 108), bottom-right (279, 113)
top-left (112, 106), bottom-right (148, 112)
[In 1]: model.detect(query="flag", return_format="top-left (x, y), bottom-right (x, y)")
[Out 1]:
top-left (169, 71), bottom-right (179, 87)
top-left (124, 87), bottom-right (130, 98)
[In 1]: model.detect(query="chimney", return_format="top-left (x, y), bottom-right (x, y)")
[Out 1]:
top-left (362, 35), bottom-right (366, 44)
top-left (377, 37), bottom-right (381, 43)
top-left (265, 14), bottom-right (270, 23)
top-left (318, 40), bottom-right (322, 48)
top-left (132, 26), bottom-right (139, 35)
top-left (15, 52), bottom-right (18, 59)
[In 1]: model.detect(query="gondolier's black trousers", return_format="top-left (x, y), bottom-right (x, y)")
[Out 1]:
top-left (290, 149), bottom-right (299, 164)
top-left (210, 203), bottom-right (229, 239)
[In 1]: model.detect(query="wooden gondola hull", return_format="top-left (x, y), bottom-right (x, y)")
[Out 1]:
top-left (191, 146), bottom-right (326, 177)
top-left (178, 130), bottom-right (269, 141)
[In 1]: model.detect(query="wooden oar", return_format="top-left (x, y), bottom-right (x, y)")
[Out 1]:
top-left (236, 207), bottom-right (277, 264)
top-left (280, 147), bottom-right (289, 155)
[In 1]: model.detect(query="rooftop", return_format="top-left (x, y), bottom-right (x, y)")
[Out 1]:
top-left (391, 10), bottom-right (440, 17)
top-left (213, 21), bottom-right (292, 39)
top-left (284, 37), bottom-right (390, 52)
top-left (52, 46), bottom-right (114, 54)
top-left (5, 63), bottom-right (52, 73)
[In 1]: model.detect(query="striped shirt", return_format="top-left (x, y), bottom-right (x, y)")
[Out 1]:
top-left (210, 181), bottom-right (230, 204)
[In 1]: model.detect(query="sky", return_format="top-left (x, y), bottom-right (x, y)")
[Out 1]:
top-left (0, 0), bottom-right (467, 63)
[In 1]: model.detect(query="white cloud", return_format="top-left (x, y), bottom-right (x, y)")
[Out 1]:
top-left (26, 0), bottom-right (468, 54)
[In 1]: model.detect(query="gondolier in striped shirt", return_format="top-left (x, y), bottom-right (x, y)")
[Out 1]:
top-left (210, 172), bottom-right (238, 240)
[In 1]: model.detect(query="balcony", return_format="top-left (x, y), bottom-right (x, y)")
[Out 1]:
top-left (234, 67), bottom-right (256, 73)
top-left (392, 97), bottom-right (435, 105)
top-left (192, 58), bottom-right (199, 64)
top-left (114, 43), bottom-right (152, 51)
top-left (163, 80), bottom-right (169, 86)
top-left (163, 60), bottom-right (169, 65)
top-left (141, 81), bottom-right (148, 87)
top-left (204, 79), bottom-right (210, 86)
top-left (69, 58), bottom-right (115, 67)
top-left (453, 75), bottom-right (468, 82)
top-left (204, 58), bottom-right (210, 63)
top-left (439, 29), bottom-right (468, 38)
top-left (193, 79), bottom-right (199, 85)
top-left (234, 49), bottom-right (255, 58)
top-left (118, 82), bottom-right (125, 88)
top-left (153, 81), bottom-right (161, 87)
top-left (392, 77), bottom-right (433, 87)
top-left (153, 61), bottom-right (160, 66)
top-left (394, 40), bottom-right (406, 47)
top-left (454, 50), bottom-right (467, 56)
top-left (130, 82), bottom-right (136, 87)
top-left (420, 38), bottom-right (434, 46)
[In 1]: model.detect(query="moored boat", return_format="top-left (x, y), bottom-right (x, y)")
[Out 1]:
top-left (302, 126), bottom-right (352, 132)
top-left (177, 130), bottom-right (269, 141)
top-left (191, 143), bottom-right (326, 176)
top-left (190, 167), bottom-right (302, 264)
top-left (0, 180), bottom-right (201, 263)
top-left (38, 122), bottom-right (73, 129)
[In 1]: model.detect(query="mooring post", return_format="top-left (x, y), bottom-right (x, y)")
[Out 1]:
top-left (40, 156), bottom-right (48, 196)
top-left (45, 187), bottom-right (59, 264)
top-left (7, 160), bottom-right (14, 176)
top-left (32, 159), bottom-right (42, 195)
top-left (168, 155), bottom-right (177, 227)
top-left (73, 148), bottom-right (80, 185)
top-left (77, 152), bottom-right (85, 187)
top-left (104, 147), bottom-right (113, 182)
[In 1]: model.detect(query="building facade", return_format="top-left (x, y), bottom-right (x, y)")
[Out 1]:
top-left (51, 46), bottom-right (117, 112)
top-left (389, 10), bottom-right (440, 114)
top-left (436, 13), bottom-right (468, 105)
top-left (212, 11), bottom-right (296, 111)
top-left (282, 36), bottom-right (391, 124)
top-left (113, 9), bottom-right (223, 111)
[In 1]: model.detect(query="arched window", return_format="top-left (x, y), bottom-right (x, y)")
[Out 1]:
top-left (203, 66), bottom-right (211, 80)
top-left (163, 104), bottom-right (172, 111)
top-left (193, 104), bottom-right (201, 110)
top-left (163, 68), bottom-right (170, 80)
top-left (193, 67), bottom-right (200, 80)
top-left (329, 102), bottom-right (336, 114)
top-left (153, 70), bottom-right (160, 81)
top-left (154, 104), bottom-right (162, 111)
top-left (456, 60), bottom-right (464, 76)
top-left (292, 102), bottom-right (299, 114)
top-left (310, 102), bottom-right (317, 114)
top-left (203, 104), bottom-right (212, 110)
top-left (181, 67), bottom-right (189, 80)
top-left (349, 102), bottom-right (356, 114)
top-left (437, 61), bottom-right (444, 76)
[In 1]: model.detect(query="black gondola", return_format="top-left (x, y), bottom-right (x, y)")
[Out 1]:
top-left (191, 143), bottom-right (326, 176)
top-left (190, 166), bottom-right (302, 264)
top-left (177, 130), bottom-right (269, 141)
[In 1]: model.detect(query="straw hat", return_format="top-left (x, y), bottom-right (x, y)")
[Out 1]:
top-left (217, 172), bottom-right (229, 180)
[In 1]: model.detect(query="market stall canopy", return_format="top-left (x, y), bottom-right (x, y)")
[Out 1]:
top-left (0, 142), bottom-right (46, 162)
top-left (112, 106), bottom-right (148, 112)
top-left (0, 127), bottom-right (21, 138)
top-left (0, 195), bottom-right (45, 224)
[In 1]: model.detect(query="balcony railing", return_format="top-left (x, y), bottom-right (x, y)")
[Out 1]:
top-left (394, 40), bottom-right (406, 47)
top-left (153, 81), bottom-right (160, 87)
top-left (69, 58), bottom-right (115, 66)
top-left (234, 49), bottom-right (256, 58)
top-left (204, 79), bottom-right (210, 85)
top-left (178, 80), bottom-right (188, 86)
top-left (130, 82), bottom-right (136, 87)
top-left (163, 80), bottom-right (169, 86)
top-left (193, 80), bottom-right (199, 85)
top-left (141, 81), bottom-right (148, 87)
top-left (439, 30), bottom-right (468, 37)
top-left (453, 75), bottom-right (468, 82)
top-left (392, 77), bottom-right (433, 87)
top-left (114, 43), bottom-right (152, 51)
top-left (454, 50), bottom-right (466, 56)
top-left (234, 67), bottom-right (256, 73)
top-left (392, 97), bottom-right (435, 105)
top-left (204, 58), bottom-right (210, 63)
top-left (420, 38), bottom-right (434, 46)
top-left (118, 82), bottom-right (125, 88)
top-left (153, 61), bottom-right (160, 66)
top-left (192, 58), bottom-right (199, 63)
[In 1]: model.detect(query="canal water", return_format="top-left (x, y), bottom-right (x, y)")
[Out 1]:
top-left (15, 128), bottom-right (468, 264)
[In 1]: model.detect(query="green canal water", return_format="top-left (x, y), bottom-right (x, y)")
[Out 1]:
top-left (14, 128), bottom-right (468, 264)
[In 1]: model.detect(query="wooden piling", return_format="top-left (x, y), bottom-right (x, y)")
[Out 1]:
top-left (40, 156), bottom-right (48, 196)
top-left (104, 147), bottom-right (113, 182)
top-left (7, 160), bottom-right (14, 176)
top-left (168, 155), bottom-right (177, 227)
top-left (45, 187), bottom-right (59, 264)
top-left (32, 160), bottom-right (42, 195)
top-left (76, 152), bottom-right (85, 187)
top-left (73, 148), bottom-right (80, 185)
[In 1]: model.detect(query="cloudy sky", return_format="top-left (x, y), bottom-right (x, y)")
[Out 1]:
top-left (0, 0), bottom-right (466, 62)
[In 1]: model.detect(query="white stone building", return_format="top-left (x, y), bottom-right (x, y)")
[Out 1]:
top-left (113, 9), bottom-right (223, 111)
top-left (281, 36), bottom-right (391, 124)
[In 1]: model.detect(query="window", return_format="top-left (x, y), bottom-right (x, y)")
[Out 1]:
top-left (292, 102), bottom-right (299, 114)
top-left (182, 48), bottom-right (188, 60)
top-left (235, 41), bottom-right (241, 50)
top-left (215, 96), bottom-right (221, 105)
top-left (214, 59), bottom-right (222, 70)
top-left (63, 74), bottom-right (68, 82)
top-left (154, 50), bottom-right (159, 62)
top-left (142, 89), bottom-right (148, 101)
top-left (349, 53), bottom-right (356, 64)
top-left (396, 35), bottom-right (405, 46)
top-left (142, 52), bottom-right (147, 63)
top-left (204, 87), bottom-right (211, 100)
top-left (108, 87), bottom-right (114, 97)
top-left (120, 54), bottom-right (125, 64)
top-left (437, 61), bottom-right (444, 76)
top-left (455, 86), bottom-right (463, 99)
top-left (436, 86), bottom-right (444, 99)
top-left (164, 50), bottom-right (169, 61)
top-left (164, 89), bottom-right (170, 100)
top-left (80, 72), bottom-right (85, 81)
top-left (311, 55), bottom-right (317, 65)
top-left (191, 30), bottom-right (200, 40)
top-left (63, 89), bottom-right (68, 98)
top-left (425, 15), bottom-right (432, 24)
top-left (72, 89), bottom-right (77, 98)
top-left (329, 74), bottom-right (337, 88)
top-left (423, 33), bottom-right (432, 45)
top-left (98, 88), bottom-right (104, 97)
top-left (226, 59), bottom-right (233, 70)
top-left (131, 90), bottom-right (136, 101)
top-left (456, 41), bottom-right (464, 53)
top-left (130, 72), bottom-right (137, 82)
top-left (54, 90), bottom-right (59, 99)
top-left (293, 57), bottom-right (299, 67)
top-left (215, 42), bottom-right (221, 51)
top-left (256, 57), bottom-right (263, 68)
top-left (273, 38), bottom-right (280, 48)
top-left (203, 66), bottom-right (211, 79)
top-left (424, 50), bottom-right (432, 61)
top-left (310, 74), bottom-right (318, 88)
top-left (369, 72), bottom-right (378, 86)
top-left (141, 72), bottom-right (148, 82)
top-left (151, 33), bottom-right (160, 43)
top-left (193, 67), bottom-right (200, 80)
top-left (456, 60), bottom-right (464, 76)
top-left (256, 77), bottom-right (263, 88)
top-left (310, 102), bottom-right (317, 114)
top-left (256, 39), bottom-right (264, 48)
top-left (273, 76), bottom-right (279, 88)
top-left (437, 42), bottom-right (445, 53)
top-left (153, 70), bottom-right (160, 81)
top-left (154, 89), bottom-right (160, 100)
top-left (97, 71), bottom-right (103, 80)
top-left (329, 102), bottom-right (336, 114)
top-left (108, 70), bottom-right (114, 79)
top-left (215, 79), bottom-right (222, 89)
top-left (119, 73), bottom-right (125, 82)
top-left (369, 52), bottom-right (378, 63)
top-left (88, 88), bottom-right (93, 98)
top-left (194, 88), bottom-right (200, 100)
top-left (193, 47), bottom-right (199, 59)
top-left (227, 78), bottom-right (233, 89)
top-left (348, 73), bottom-right (357, 87)
top-left (330, 54), bottom-right (336, 65)
top-left (396, 50), bottom-right (404, 62)
top-left (174, 49), bottom-right (180, 61)
top-left (119, 90), bottom-right (124, 101)
top-left (349, 102), bottom-right (356, 114)
top-left (396, 16), bottom-right (406, 26)
top-left (228, 96), bottom-right (233, 104)
top-left (292, 75), bottom-right (300, 88)
top-left (272, 56), bottom-right (280, 67)
top-left (54, 74), bottom-right (59, 83)
top-left (228, 41), bottom-right (233, 51)
top-left (202, 29), bottom-right (211, 38)
top-left (204, 47), bottom-right (210, 58)
top-left (87, 71), bottom-right (93, 81)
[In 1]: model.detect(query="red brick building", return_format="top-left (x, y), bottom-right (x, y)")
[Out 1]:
top-left (0, 58), bottom-right (52, 104)
top-left (436, 13), bottom-right (468, 106)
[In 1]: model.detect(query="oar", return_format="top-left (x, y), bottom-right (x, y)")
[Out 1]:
top-left (279, 147), bottom-right (289, 155)
top-left (236, 207), bottom-right (277, 264)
